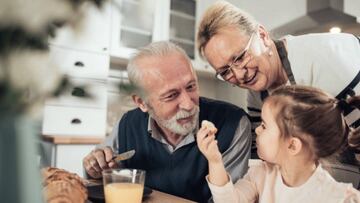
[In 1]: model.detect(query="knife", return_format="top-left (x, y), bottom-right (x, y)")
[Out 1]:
top-left (111, 150), bottom-right (136, 162)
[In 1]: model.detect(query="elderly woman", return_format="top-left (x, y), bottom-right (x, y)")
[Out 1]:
top-left (197, 0), bottom-right (360, 163)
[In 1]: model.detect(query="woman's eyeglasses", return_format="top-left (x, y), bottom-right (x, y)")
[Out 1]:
top-left (215, 33), bottom-right (255, 81)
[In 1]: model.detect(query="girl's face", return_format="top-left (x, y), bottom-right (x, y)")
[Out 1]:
top-left (255, 102), bottom-right (287, 163)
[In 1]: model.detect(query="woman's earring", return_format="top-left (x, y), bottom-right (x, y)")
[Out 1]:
top-left (268, 50), bottom-right (273, 56)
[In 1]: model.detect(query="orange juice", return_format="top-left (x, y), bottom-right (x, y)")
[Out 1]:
top-left (104, 183), bottom-right (144, 203)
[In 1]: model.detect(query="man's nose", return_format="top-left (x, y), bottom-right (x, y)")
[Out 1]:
top-left (179, 92), bottom-right (195, 111)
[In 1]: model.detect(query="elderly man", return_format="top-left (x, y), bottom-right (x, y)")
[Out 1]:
top-left (83, 41), bottom-right (251, 202)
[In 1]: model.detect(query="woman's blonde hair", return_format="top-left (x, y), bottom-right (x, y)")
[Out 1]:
top-left (197, 0), bottom-right (258, 59)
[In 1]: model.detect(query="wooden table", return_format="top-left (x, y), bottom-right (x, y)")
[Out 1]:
top-left (86, 179), bottom-right (196, 203)
top-left (87, 189), bottom-right (196, 203)
top-left (143, 190), bottom-right (196, 203)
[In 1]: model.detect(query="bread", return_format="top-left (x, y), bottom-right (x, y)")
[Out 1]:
top-left (201, 120), bottom-right (217, 135)
top-left (41, 167), bottom-right (88, 203)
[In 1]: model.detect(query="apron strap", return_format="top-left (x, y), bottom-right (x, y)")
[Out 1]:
top-left (354, 34), bottom-right (360, 43)
top-left (336, 35), bottom-right (360, 100)
top-left (260, 40), bottom-right (295, 101)
top-left (260, 90), bottom-right (269, 101)
top-left (336, 70), bottom-right (360, 100)
top-left (274, 40), bottom-right (296, 85)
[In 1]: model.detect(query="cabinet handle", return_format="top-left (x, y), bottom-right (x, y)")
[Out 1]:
top-left (74, 61), bottom-right (84, 67)
top-left (71, 87), bottom-right (86, 97)
top-left (71, 118), bottom-right (82, 124)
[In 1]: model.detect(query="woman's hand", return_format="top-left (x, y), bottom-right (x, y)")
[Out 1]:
top-left (197, 120), bottom-right (222, 164)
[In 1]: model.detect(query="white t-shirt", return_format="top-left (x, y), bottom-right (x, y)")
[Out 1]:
top-left (207, 161), bottom-right (360, 203)
top-left (247, 33), bottom-right (360, 144)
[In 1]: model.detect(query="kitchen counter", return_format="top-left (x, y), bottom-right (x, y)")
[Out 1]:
top-left (42, 134), bottom-right (104, 144)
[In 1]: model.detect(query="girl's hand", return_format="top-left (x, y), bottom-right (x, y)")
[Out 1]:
top-left (197, 120), bottom-right (222, 163)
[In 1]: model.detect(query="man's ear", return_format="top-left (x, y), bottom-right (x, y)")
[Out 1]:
top-left (132, 95), bottom-right (148, 113)
top-left (287, 137), bottom-right (302, 156)
top-left (258, 25), bottom-right (272, 47)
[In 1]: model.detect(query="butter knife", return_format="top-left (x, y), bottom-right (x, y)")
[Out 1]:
top-left (111, 150), bottom-right (136, 162)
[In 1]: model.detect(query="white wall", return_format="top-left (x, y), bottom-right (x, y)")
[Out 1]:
top-left (229, 0), bottom-right (307, 30)
top-left (344, 0), bottom-right (360, 22)
top-left (199, 0), bottom-right (307, 30)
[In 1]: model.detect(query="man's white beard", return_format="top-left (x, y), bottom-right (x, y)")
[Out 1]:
top-left (148, 106), bottom-right (199, 136)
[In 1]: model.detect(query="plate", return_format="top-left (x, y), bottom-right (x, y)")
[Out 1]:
top-left (87, 184), bottom-right (152, 203)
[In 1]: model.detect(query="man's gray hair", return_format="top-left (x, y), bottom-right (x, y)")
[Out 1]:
top-left (127, 41), bottom-right (192, 98)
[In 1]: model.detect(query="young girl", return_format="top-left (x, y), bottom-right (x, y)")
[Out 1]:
top-left (197, 85), bottom-right (360, 203)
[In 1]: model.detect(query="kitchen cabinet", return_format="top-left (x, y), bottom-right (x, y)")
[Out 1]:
top-left (110, 0), bottom-right (215, 75)
top-left (45, 78), bottom-right (107, 109)
top-left (49, 2), bottom-right (111, 54)
top-left (49, 46), bottom-right (110, 80)
top-left (110, 0), bottom-right (160, 59)
top-left (42, 106), bottom-right (107, 137)
top-left (43, 2), bottom-right (111, 138)
top-left (169, 0), bottom-right (196, 59)
top-left (43, 45), bottom-right (109, 137)
top-left (194, 0), bottom-right (216, 75)
top-left (42, 2), bottom-right (111, 175)
top-left (41, 136), bottom-right (103, 177)
top-left (55, 144), bottom-right (95, 177)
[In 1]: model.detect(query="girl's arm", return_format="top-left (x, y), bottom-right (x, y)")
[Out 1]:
top-left (197, 122), bottom-right (229, 186)
top-left (197, 121), bottom-right (261, 203)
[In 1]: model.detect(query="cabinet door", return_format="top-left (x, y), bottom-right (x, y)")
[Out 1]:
top-left (56, 144), bottom-right (96, 177)
top-left (169, 0), bottom-right (196, 59)
top-left (42, 106), bottom-right (107, 137)
top-left (49, 2), bottom-right (111, 53)
top-left (46, 79), bottom-right (107, 109)
top-left (193, 0), bottom-right (216, 75)
top-left (110, 0), bottom-right (159, 58)
top-left (49, 45), bottom-right (109, 80)
top-left (169, 0), bottom-right (214, 75)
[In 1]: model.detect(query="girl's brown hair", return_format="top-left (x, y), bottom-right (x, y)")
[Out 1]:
top-left (266, 85), bottom-right (359, 160)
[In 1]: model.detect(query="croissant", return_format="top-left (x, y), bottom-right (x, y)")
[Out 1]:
top-left (41, 167), bottom-right (88, 203)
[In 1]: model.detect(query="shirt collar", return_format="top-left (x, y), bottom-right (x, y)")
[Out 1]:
top-left (147, 116), bottom-right (199, 152)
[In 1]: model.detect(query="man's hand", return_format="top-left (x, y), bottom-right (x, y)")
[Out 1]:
top-left (197, 120), bottom-right (222, 164)
top-left (83, 147), bottom-right (119, 179)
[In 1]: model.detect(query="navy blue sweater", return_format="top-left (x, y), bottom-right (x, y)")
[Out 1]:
top-left (117, 97), bottom-right (246, 202)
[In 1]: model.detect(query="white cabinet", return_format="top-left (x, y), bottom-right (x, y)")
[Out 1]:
top-left (43, 2), bottom-right (111, 138)
top-left (110, 0), bottom-right (160, 59)
top-left (55, 144), bottom-right (95, 177)
top-left (43, 106), bottom-right (107, 137)
top-left (169, 0), bottom-right (196, 59)
top-left (194, 0), bottom-right (216, 75)
top-left (46, 79), bottom-right (107, 109)
top-left (110, 0), bottom-right (214, 75)
top-left (49, 46), bottom-right (109, 80)
top-left (49, 2), bottom-right (111, 54)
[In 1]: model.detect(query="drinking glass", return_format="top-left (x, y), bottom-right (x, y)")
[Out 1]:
top-left (103, 168), bottom-right (146, 203)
